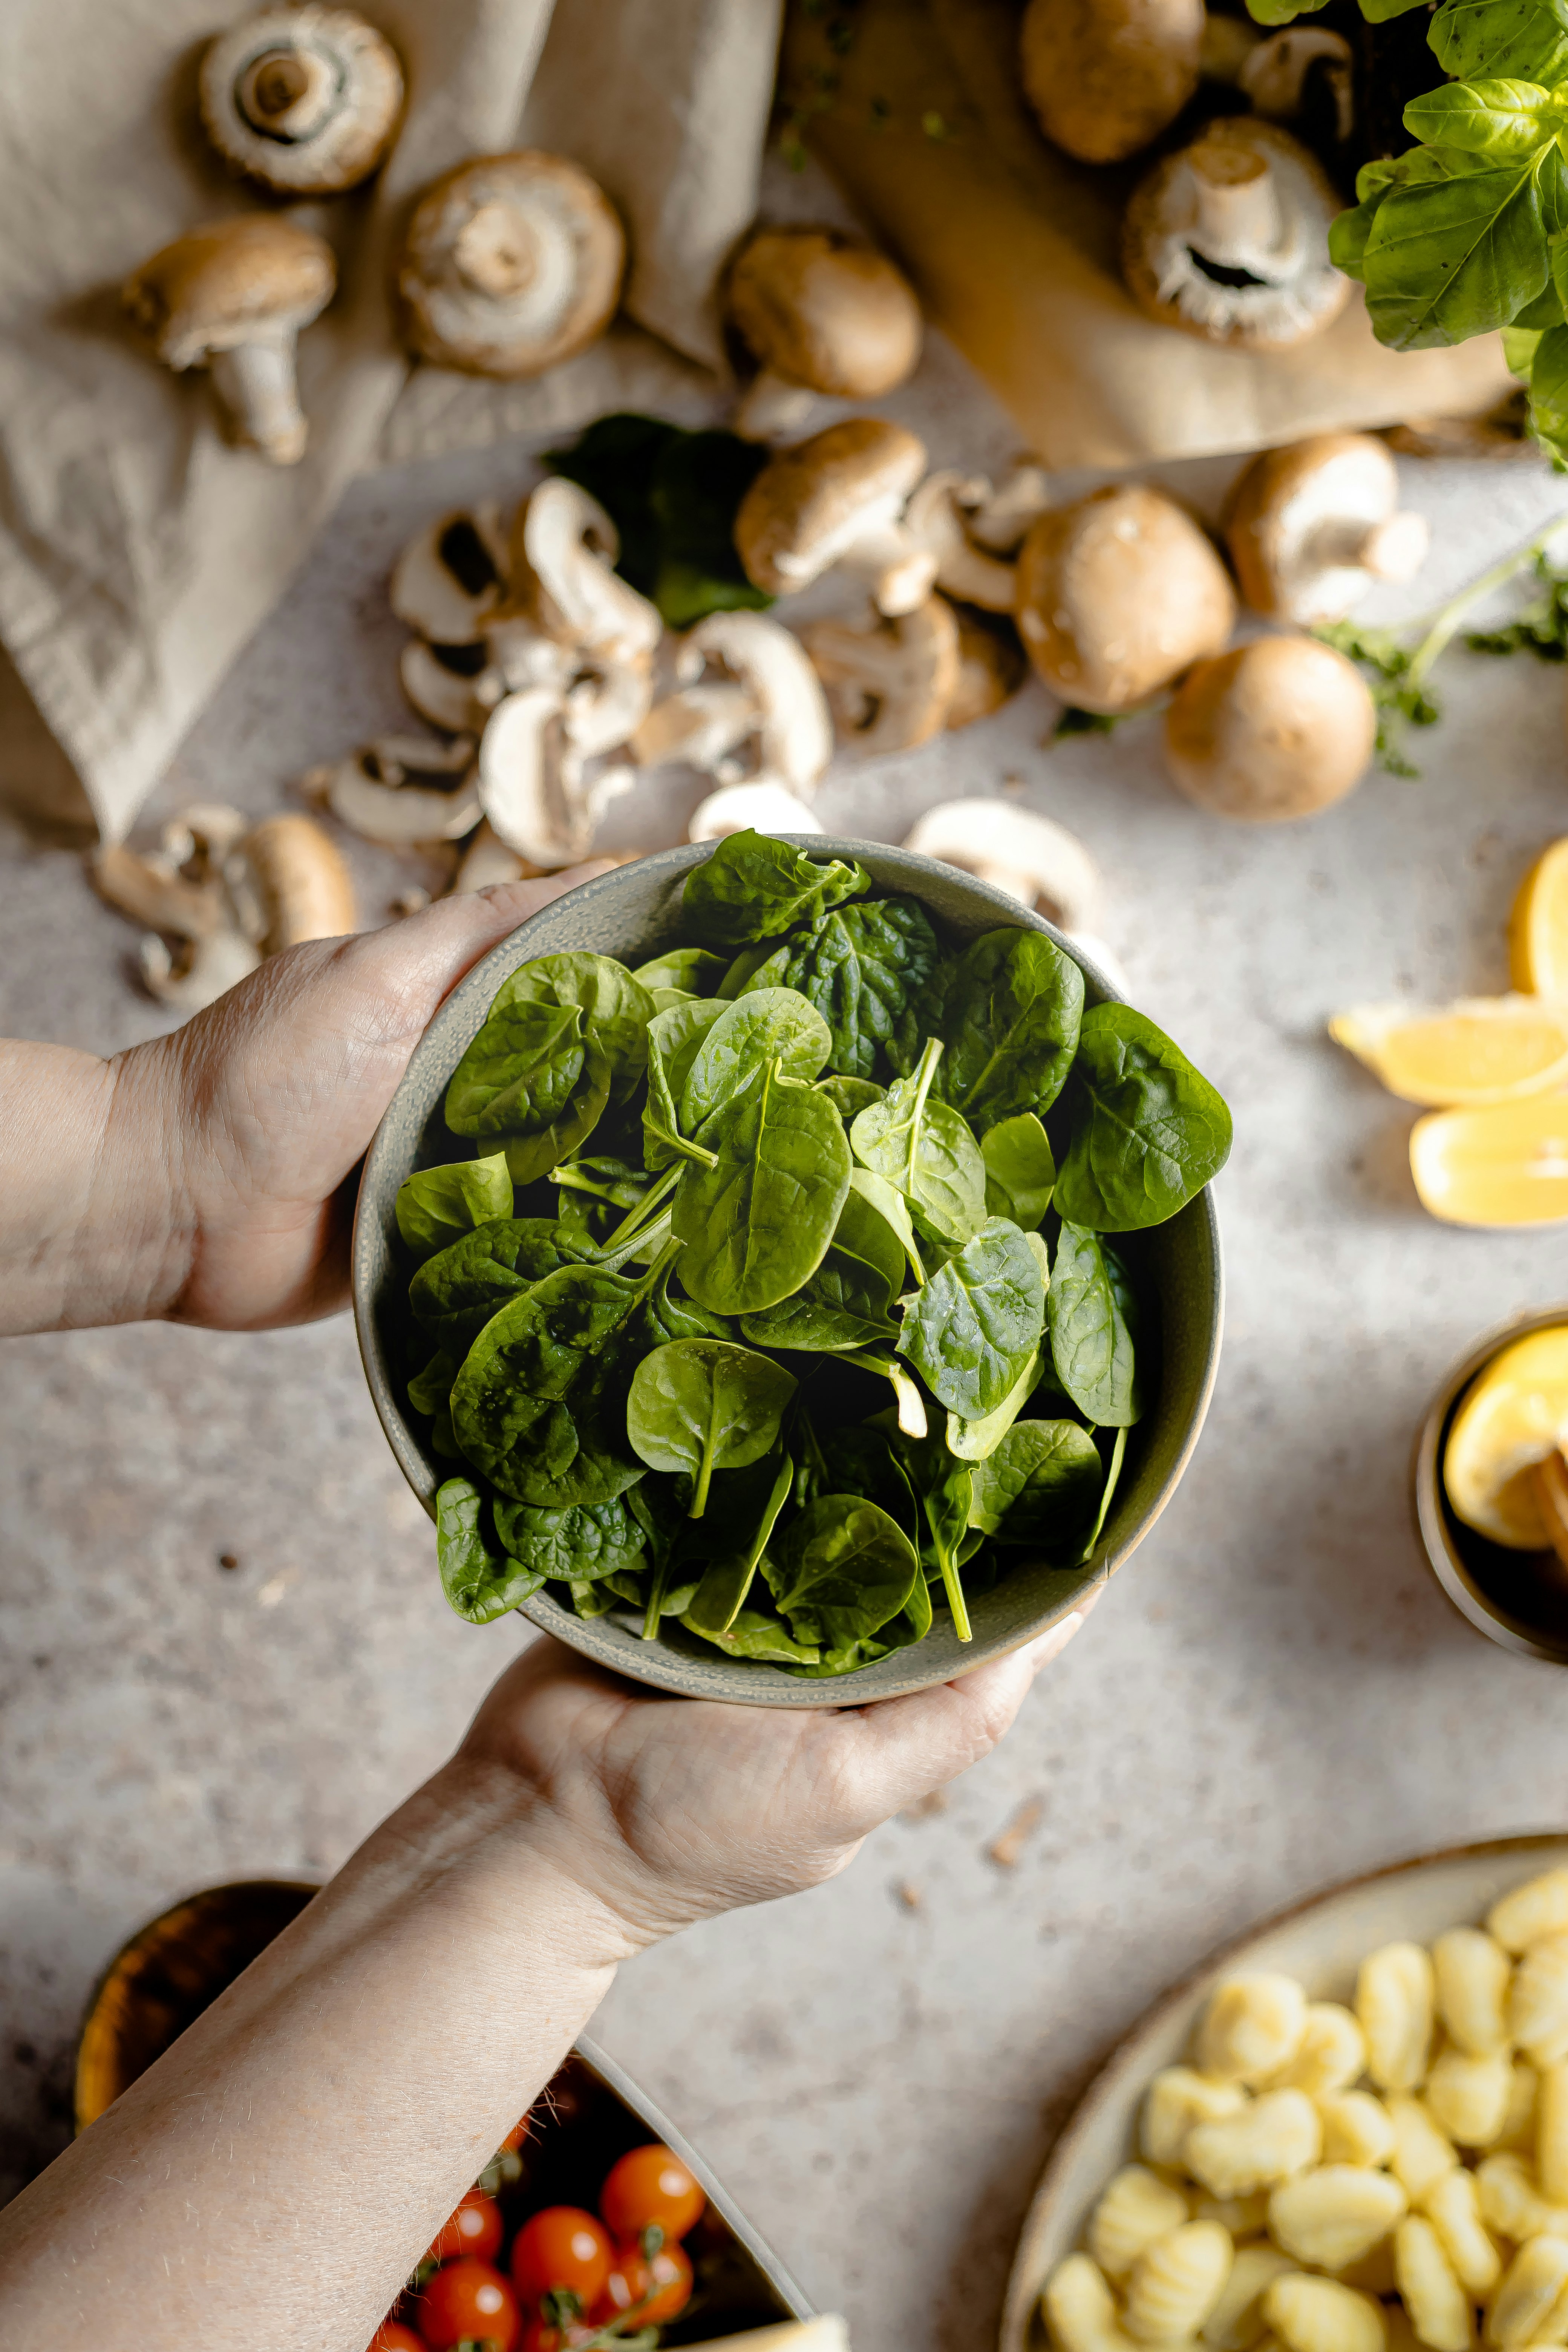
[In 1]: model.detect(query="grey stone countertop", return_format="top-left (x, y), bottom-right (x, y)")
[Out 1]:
top-left (6, 323), bottom-right (1568, 2352)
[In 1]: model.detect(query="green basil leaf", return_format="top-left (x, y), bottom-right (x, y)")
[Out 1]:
top-left (1245, 0), bottom-right (1331, 21)
top-left (395, 1150), bottom-right (513, 1262)
top-left (981, 1112), bottom-right (1057, 1230)
top-left (674, 1061), bottom-right (851, 1314)
top-left (946, 1348), bottom-right (1046, 1462)
top-left (968, 1421), bottom-right (1104, 1547)
top-left (1432, 0), bottom-right (1568, 89)
top-left (686, 1452), bottom-right (795, 1634)
top-left (766, 1494), bottom-right (920, 1648)
top-left (1504, 322), bottom-right (1546, 371)
top-left (626, 1339), bottom-right (796, 1516)
top-left (850, 1037), bottom-right (986, 1245)
top-left (643, 997), bottom-right (727, 1170)
top-left (1404, 77), bottom-right (1563, 159)
top-left (936, 927), bottom-right (1084, 1128)
top-left (496, 951), bottom-right (656, 1104)
top-left (436, 1476), bottom-right (545, 1623)
top-left (895, 1215), bottom-right (1046, 1419)
top-left (682, 828), bottom-right (871, 948)
top-left (1048, 1222), bottom-right (1143, 1427)
top-left (492, 1493), bottom-right (649, 1583)
top-left (680, 986), bottom-right (833, 1132)
top-left (409, 1216), bottom-right (593, 1357)
top-left (751, 899), bottom-right (943, 1081)
top-left (631, 947), bottom-right (729, 996)
top-left (450, 1262), bottom-right (653, 1506)
top-left (1362, 149), bottom-right (1549, 347)
top-left (1053, 1004), bottom-right (1232, 1232)
top-left (1328, 192), bottom-right (1380, 281)
top-left (1530, 320), bottom-right (1568, 450)
top-left (1513, 279), bottom-right (1568, 323)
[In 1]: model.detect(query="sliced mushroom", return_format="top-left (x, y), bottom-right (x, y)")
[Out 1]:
top-left (630, 683), bottom-right (760, 775)
top-left (227, 813), bottom-right (355, 950)
top-left (905, 472), bottom-right (1020, 612)
top-left (1163, 635), bottom-right (1376, 819)
top-left (1122, 117), bottom-right (1349, 349)
top-left (945, 607), bottom-right (1027, 729)
top-left (968, 465), bottom-right (1054, 554)
top-left (802, 597), bottom-right (961, 758)
top-left (733, 418), bottom-right (936, 618)
top-left (1015, 484), bottom-right (1236, 713)
top-left (92, 842), bottom-right (224, 939)
top-left (477, 686), bottom-right (592, 864)
top-left (390, 506), bottom-right (509, 643)
top-left (674, 611), bottom-right (833, 797)
top-left (903, 800), bottom-right (1103, 933)
top-left (199, 5), bottom-right (404, 195)
top-left (1240, 28), bottom-right (1354, 144)
top-left (324, 739), bottom-right (480, 844)
top-left (400, 639), bottom-right (498, 734)
top-left (506, 478), bottom-right (662, 666)
top-left (1021, 0), bottom-right (1205, 164)
top-left (484, 611), bottom-right (576, 695)
top-left (688, 781), bottom-right (826, 841)
top-left (727, 227), bottom-right (923, 442)
top-left (397, 151), bottom-right (625, 378)
top-left (562, 658), bottom-right (655, 758)
top-left (122, 215), bottom-right (335, 464)
top-left (1225, 433), bottom-right (1431, 626)
top-left (141, 929), bottom-right (263, 1013)
top-left (452, 819), bottom-right (536, 894)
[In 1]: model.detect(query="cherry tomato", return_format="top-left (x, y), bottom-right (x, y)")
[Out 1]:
top-left (521, 2317), bottom-right (597, 2352)
top-left (369, 2326), bottom-right (427, 2352)
top-left (511, 2207), bottom-right (614, 2309)
top-left (594, 2239), bottom-right (694, 2328)
top-left (499, 2118), bottom-right (530, 2154)
top-left (426, 2187), bottom-right (504, 2267)
top-left (599, 2144), bottom-right (706, 2247)
top-left (418, 2258), bottom-right (521, 2352)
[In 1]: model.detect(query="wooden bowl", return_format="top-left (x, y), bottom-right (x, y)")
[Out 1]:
top-left (1412, 1305), bottom-right (1568, 1665)
top-left (1000, 1833), bottom-right (1568, 2352)
top-left (351, 839), bottom-right (1225, 1704)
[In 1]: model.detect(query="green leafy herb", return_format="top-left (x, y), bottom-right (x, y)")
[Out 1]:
top-left (436, 1477), bottom-right (546, 1623)
top-left (1048, 1222), bottom-right (1143, 1428)
top-left (631, 947), bottom-right (729, 996)
top-left (1054, 1006), bottom-right (1232, 1232)
top-left (680, 987), bottom-right (833, 1132)
top-left (747, 898), bottom-right (942, 1080)
top-left (968, 1421), bottom-right (1104, 1548)
top-left (766, 1494), bottom-right (920, 1651)
top-left (493, 1493), bottom-right (649, 1583)
top-left (850, 1036), bottom-right (986, 1245)
top-left (409, 1217), bottom-right (594, 1358)
top-left (395, 1150), bottom-right (513, 1262)
top-left (681, 828), bottom-right (871, 948)
top-left (895, 1215), bottom-right (1046, 1420)
top-left (936, 928), bottom-right (1084, 1130)
top-left (673, 1059), bottom-right (851, 1314)
top-left (626, 1340), bottom-right (796, 1516)
top-left (740, 1181), bottom-right (905, 1353)
top-left (981, 1112), bottom-right (1056, 1230)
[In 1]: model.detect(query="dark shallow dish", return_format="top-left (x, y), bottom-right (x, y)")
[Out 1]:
top-left (351, 838), bottom-right (1225, 1704)
top-left (1412, 1305), bottom-right (1568, 1665)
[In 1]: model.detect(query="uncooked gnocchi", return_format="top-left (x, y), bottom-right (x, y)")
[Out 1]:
top-left (1038, 1868), bottom-right (1568, 2352)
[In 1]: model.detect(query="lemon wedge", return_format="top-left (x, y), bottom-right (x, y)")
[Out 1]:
top-left (1410, 1095), bottom-right (1568, 1226)
top-left (1510, 839), bottom-right (1568, 996)
top-left (1330, 997), bottom-right (1568, 1106)
top-left (1444, 1327), bottom-right (1568, 1547)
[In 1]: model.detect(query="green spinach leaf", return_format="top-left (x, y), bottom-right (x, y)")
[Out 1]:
top-left (632, 947), bottom-right (728, 997)
top-left (1048, 1222), bottom-right (1143, 1427)
top-left (674, 1060), bottom-right (851, 1314)
top-left (936, 927), bottom-right (1085, 1128)
top-left (450, 1261), bottom-right (656, 1506)
top-left (969, 1420), bottom-right (1104, 1546)
top-left (547, 414), bottom-right (773, 627)
top-left (686, 1452), bottom-right (795, 1633)
top-left (498, 952), bottom-right (655, 1104)
top-left (766, 1494), bottom-right (920, 1650)
top-left (493, 1492), bottom-right (649, 1583)
top-left (626, 1339), bottom-right (796, 1516)
top-left (747, 899), bottom-right (943, 1080)
top-left (409, 1217), bottom-right (593, 1358)
top-left (896, 1216), bottom-right (1046, 1419)
top-left (681, 987), bottom-right (833, 1133)
top-left (643, 998), bottom-right (728, 1171)
top-left (1053, 1005), bottom-right (1231, 1231)
top-left (740, 1181), bottom-right (905, 1353)
top-left (436, 1477), bottom-right (545, 1623)
top-left (396, 1150), bottom-right (513, 1262)
top-left (850, 1037), bottom-right (986, 1245)
top-left (981, 1113), bottom-right (1056, 1231)
top-left (818, 1075), bottom-right (885, 1120)
top-left (682, 828), bottom-right (871, 948)
top-left (683, 1604), bottom-right (821, 1663)
top-left (1081, 1424), bottom-right (1129, 1560)
top-left (947, 1348), bottom-right (1046, 1462)
top-left (869, 1413), bottom-right (979, 1640)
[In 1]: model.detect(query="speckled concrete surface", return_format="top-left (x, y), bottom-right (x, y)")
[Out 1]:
top-left (8, 310), bottom-right (1568, 2352)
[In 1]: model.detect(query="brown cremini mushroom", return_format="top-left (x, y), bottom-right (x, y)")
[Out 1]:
top-left (727, 227), bottom-right (923, 441)
top-left (802, 596), bottom-right (960, 757)
top-left (734, 418), bottom-right (935, 616)
top-left (1225, 433), bottom-right (1431, 626)
top-left (1122, 117), bottom-right (1349, 349)
top-left (1014, 484), bottom-right (1236, 714)
top-left (397, 152), bottom-right (624, 378)
top-left (1163, 634), bottom-right (1376, 819)
top-left (945, 607), bottom-right (1027, 729)
top-left (199, 5), bottom-right (403, 196)
top-left (1240, 27), bottom-right (1354, 142)
top-left (1021, 0), bottom-right (1205, 164)
top-left (122, 215), bottom-right (335, 463)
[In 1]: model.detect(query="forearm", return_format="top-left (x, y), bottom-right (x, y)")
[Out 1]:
top-left (0, 1753), bottom-right (628, 2348)
top-left (0, 1038), bottom-right (188, 1334)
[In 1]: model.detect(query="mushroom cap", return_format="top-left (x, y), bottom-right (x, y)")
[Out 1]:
top-left (123, 215), bottom-right (336, 369)
top-left (1021, 0), bottom-right (1205, 164)
top-left (734, 417), bottom-right (929, 597)
top-left (945, 605), bottom-right (1027, 728)
top-left (903, 799), bottom-right (1102, 932)
top-left (1014, 483), bottom-right (1236, 713)
top-left (1225, 432), bottom-right (1426, 625)
top-left (1163, 634), bottom-right (1375, 820)
top-left (727, 227), bottom-right (922, 398)
top-left (199, 5), bottom-right (403, 196)
top-left (689, 780), bottom-right (826, 841)
top-left (1121, 117), bottom-right (1349, 350)
top-left (397, 151), bottom-right (625, 378)
top-left (236, 813), bottom-right (355, 949)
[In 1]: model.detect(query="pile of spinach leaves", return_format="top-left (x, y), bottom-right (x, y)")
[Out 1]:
top-left (395, 832), bottom-right (1232, 1678)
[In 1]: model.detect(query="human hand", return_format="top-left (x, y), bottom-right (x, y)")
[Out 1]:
top-left (453, 1606), bottom-right (1098, 1956)
top-left (47, 873), bottom-right (603, 1334)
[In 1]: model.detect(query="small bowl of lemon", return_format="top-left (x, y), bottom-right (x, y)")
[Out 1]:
top-left (1332, 837), bottom-right (1568, 1228)
top-left (1413, 1309), bottom-right (1568, 1661)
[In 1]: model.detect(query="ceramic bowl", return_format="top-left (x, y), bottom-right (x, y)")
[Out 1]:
top-left (1412, 1304), bottom-right (1568, 1665)
top-left (352, 838), bottom-right (1225, 1704)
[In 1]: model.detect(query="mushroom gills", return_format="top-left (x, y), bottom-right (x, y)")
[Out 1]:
top-left (478, 685), bottom-right (632, 865)
top-left (675, 611), bottom-right (833, 796)
top-left (199, 5), bottom-right (404, 196)
top-left (509, 477), bottom-right (662, 665)
top-left (390, 504), bottom-right (509, 642)
top-left (803, 597), bottom-right (960, 757)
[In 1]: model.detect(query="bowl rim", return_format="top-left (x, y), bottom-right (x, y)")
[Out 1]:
top-left (1411, 1301), bottom-right (1568, 1665)
top-left (351, 836), bottom-right (1225, 1704)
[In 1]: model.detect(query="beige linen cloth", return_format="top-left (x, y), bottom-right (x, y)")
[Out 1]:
top-left (0, 0), bottom-right (782, 842)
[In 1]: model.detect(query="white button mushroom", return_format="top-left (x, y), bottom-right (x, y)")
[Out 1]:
top-left (673, 611), bottom-right (834, 799)
top-left (1163, 634), bottom-right (1377, 819)
top-left (1021, 0), bottom-right (1205, 163)
top-left (802, 597), bottom-right (961, 757)
top-left (476, 688), bottom-right (633, 866)
top-left (1014, 483), bottom-right (1236, 714)
top-left (400, 640), bottom-right (498, 735)
top-left (199, 5), bottom-right (403, 196)
top-left (726, 227), bottom-right (923, 441)
top-left (904, 472), bottom-right (1021, 612)
top-left (122, 215), bottom-right (335, 464)
top-left (397, 152), bottom-right (625, 379)
top-left (688, 781), bottom-right (826, 841)
top-left (903, 801), bottom-right (1104, 936)
top-left (630, 683), bottom-right (760, 778)
top-left (733, 418), bottom-right (937, 617)
top-left (1225, 434), bottom-right (1431, 626)
top-left (1121, 117), bottom-right (1350, 348)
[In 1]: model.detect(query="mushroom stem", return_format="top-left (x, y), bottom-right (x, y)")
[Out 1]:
top-left (1189, 149), bottom-right (1284, 260)
top-left (1348, 511), bottom-right (1432, 583)
top-left (453, 201), bottom-right (538, 298)
top-left (240, 46), bottom-right (335, 134)
top-left (838, 520), bottom-right (938, 618)
top-left (209, 336), bottom-right (307, 463)
top-left (732, 369), bottom-right (819, 444)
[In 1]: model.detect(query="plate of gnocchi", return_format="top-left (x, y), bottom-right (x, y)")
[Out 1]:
top-left (1002, 1838), bottom-right (1568, 2352)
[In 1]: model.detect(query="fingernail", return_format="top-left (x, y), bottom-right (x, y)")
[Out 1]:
top-left (1027, 1612), bottom-right (1085, 1673)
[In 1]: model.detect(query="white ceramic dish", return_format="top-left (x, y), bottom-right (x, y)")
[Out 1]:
top-left (999, 1834), bottom-right (1568, 2352)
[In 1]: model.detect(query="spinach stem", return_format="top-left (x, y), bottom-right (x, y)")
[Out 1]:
top-left (937, 1542), bottom-right (973, 1642)
top-left (1080, 1424), bottom-right (1128, 1564)
top-left (602, 1163), bottom-right (680, 1250)
top-left (1405, 515), bottom-right (1568, 692)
